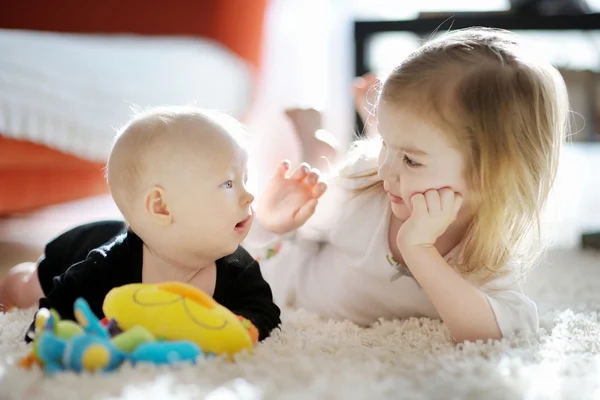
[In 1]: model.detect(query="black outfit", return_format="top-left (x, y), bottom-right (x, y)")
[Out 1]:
top-left (26, 220), bottom-right (281, 342)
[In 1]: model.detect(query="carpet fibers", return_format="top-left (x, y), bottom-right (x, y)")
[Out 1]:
top-left (0, 249), bottom-right (599, 400)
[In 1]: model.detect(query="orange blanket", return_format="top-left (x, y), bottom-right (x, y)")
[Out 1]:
top-left (0, 137), bottom-right (109, 215)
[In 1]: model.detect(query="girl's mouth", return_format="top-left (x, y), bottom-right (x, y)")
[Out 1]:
top-left (387, 191), bottom-right (404, 204)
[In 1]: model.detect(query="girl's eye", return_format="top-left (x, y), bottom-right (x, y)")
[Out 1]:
top-left (222, 180), bottom-right (234, 189)
top-left (403, 155), bottom-right (421, 168)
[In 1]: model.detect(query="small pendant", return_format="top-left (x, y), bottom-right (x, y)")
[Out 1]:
top-left (386, 254), bottom-right (417, 284)
top-left (389, 263), bottom-right (419, 287)
top-left (389, 259), bottom-right (410, 281)
top-left (390, 270), bottom-right (404, 282)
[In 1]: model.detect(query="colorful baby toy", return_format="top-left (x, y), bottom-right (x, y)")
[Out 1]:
top-left (102, 281), bottom-right (258, 357)
top-left (36, 298), bottom-right (128, 374)
top-left (18, 308), bottom-right (84, 370)
top-left (19, 282), bottom-right (259, 374)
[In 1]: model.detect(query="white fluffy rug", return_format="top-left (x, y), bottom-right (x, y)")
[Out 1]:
top-left (1, 249), bottom-right (599, 400)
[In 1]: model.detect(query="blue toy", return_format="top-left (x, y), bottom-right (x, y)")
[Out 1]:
top-left (36, 299), bottom-right (126, 374)
top-left (33, 298), bottom-right (203, 375)
top-left (131, 341), bottom-right (202, 366)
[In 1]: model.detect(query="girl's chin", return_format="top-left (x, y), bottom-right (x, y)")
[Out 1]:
top-left (390, 202), bottom-right (410, 221)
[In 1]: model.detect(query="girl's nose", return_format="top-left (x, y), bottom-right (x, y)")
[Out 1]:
top-left (378, 162), bottom-right (400, 182)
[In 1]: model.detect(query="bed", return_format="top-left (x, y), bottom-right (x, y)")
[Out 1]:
top-left (0, 0), bottom-right (269, 216)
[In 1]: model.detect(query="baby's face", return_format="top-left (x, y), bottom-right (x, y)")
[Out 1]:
top-left (166, 132), bottom-right (255, 258)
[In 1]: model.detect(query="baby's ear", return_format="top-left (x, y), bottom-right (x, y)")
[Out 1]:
top-left (144, 186), bottom-right (173, 225)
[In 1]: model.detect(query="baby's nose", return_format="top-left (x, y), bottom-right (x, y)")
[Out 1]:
top-left (244, 191), bottom-right (255, 205)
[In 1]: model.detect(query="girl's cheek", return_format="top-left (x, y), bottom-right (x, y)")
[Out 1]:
top-left (401, 177), bottom-right (434, 199)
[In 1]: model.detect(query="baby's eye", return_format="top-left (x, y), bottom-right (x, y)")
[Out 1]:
top-left (402, 155), bottom-right (421, 168)
top-left (221, 180), bottom-right (234, 189)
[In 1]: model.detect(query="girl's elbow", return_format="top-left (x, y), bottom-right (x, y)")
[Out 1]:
top-left (452, 326), bottom-right (503, 343)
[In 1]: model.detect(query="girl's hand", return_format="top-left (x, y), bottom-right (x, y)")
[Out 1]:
top-left (255, 161), bottom-right (327, 235)
top-left (397, 188), bottom-right (463, 250)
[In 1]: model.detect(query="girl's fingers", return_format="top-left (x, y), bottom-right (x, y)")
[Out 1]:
top-left (411, 193), bottom-right (427, 215)
top-left (289, 163), bottom-right (310, 181)
top-left (311, 181), bottom-right (328, 198)
top-left (452, 193), bottom-right (464, 221)
top-left (277, 160), bottom-right (291, 178)
top-left (305, 168), bottom-right (321, 185)
top-left (294, 198), bottom-right (318, 226)
top-left (424, 189), bottom-right (441, 214)
top-left (438, 188), bottom-right (455, 213)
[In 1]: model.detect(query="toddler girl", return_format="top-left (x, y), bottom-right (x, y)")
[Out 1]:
top-left (247, 27), bottom-right (569, 342)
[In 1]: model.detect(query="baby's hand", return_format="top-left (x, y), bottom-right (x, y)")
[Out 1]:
top-left (255, 161), bottom-right (327, 235)
top-left (397, 188), bottom-right (463, 250)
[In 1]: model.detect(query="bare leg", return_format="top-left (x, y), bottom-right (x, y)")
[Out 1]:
top-left (286, 73), bottom-right (380, 172)
top-left (0, 262), bottom-right (43, 311)
top-left (353, 73), bottom-right (381, 138)
top-left (285, 108), bottom-right (339, 172)
top-left (0, 279), bottom-right (7, 312)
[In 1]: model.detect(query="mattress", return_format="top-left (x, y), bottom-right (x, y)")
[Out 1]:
top-left (0, 28), bottom-right (253, 162)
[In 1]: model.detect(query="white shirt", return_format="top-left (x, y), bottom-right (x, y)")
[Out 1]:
top-left (245, 157), bottom-right (539, 337)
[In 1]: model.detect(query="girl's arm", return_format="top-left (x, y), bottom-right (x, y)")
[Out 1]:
top-left (401, 246), bottom-right (504, 342)
top-left (243, 160), bottom-right (350, 259)
top-left (397, 189), bottom-right (538, 342)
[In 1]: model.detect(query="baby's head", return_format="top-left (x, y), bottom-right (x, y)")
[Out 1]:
top-left (373, 28), bottom-right (568, 278)
top-left (106, 106), bottom-right (254, 261)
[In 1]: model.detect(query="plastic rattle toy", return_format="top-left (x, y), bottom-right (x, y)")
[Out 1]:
top-left (102, 281), bottom-right (257, 357)
top-left (21, 298), bottom-right (202, 374)
top-left (19, 281), bottom-right (259, 374)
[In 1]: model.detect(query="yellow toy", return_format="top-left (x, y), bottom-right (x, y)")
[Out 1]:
top-left (102, 282), bottom-right (256, 358)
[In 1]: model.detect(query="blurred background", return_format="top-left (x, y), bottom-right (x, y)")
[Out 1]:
top-left (1, 0), bottom-right (599, 272)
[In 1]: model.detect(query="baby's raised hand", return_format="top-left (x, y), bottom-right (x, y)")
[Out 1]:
top-left (397, 188), bottom-right (463, 250)
top-left (255, 161), bottom-right (327, 235)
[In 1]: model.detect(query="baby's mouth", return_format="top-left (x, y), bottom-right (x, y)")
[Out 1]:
top-left (235, 215), bottom-right (252, 230)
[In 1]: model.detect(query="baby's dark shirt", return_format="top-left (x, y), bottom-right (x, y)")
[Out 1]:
top-left (27, 220), bottom-right (281, 342)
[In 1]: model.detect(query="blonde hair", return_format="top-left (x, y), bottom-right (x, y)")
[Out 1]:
top-left (346, 28), bottom-right (569, 282)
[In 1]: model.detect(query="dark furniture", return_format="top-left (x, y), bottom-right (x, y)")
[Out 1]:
top-left (353, 12), bottom-right (600, 136)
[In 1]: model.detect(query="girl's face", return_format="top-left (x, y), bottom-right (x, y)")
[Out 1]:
top-left (376, 100), bottom-right (472, 222)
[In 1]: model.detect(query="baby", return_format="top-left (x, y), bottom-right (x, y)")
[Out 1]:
top-left (0, 106), bottom-right (288, 342)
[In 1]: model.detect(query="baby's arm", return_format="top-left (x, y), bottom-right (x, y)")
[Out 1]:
top-left (220, 259), bottom-right (282, 341)
top-left (25, 256), bottom-right (120, 342)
